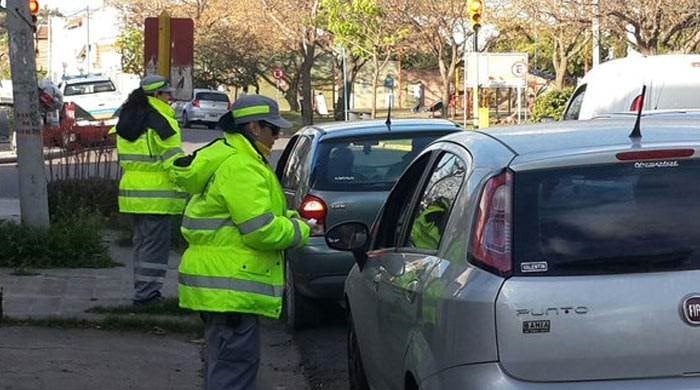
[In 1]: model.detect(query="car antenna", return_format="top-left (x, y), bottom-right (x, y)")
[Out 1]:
top-left (629, 85), bottom-right (646, 139)
top-left (385, 99), bottom-right (392, 130)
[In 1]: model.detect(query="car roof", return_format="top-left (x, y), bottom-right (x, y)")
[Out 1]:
top-left (194, 89), bottom-right (226, 94)
top-left (443, 114), bottom-right (700, 156)
top-left (63, 75), bottom-right (112, 84)
top-left (304, 119), bottom-right (461, 140)
top-left (578, 54), bottom-right (700, 86)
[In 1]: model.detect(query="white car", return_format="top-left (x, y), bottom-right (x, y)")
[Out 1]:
top-left (178, 89), bottom-right (230, 129)
top-left (563, 54), bottom-right (700, 120)
top-left (58, 75), bottom-right (125, 125)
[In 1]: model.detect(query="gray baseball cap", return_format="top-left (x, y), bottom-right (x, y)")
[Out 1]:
top-left (141, 74), bottom-right (175, 94)
top-left (231, 94), bottom-right (292, 129)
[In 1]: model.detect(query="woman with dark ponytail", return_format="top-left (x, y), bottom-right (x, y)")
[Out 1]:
top-left (115, 74), bottom-right (187, 305)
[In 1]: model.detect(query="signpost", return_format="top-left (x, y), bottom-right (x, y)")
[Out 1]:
top-left (144, 14), bottom-right (194, 101)
top-left (272, 67), bottom-right (285, 105)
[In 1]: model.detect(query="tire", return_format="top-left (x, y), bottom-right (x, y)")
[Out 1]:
top-left (183, 111), bottom-right (191, 128)
top-left (348, 311), bottom-right (370, 390)
top-left (207, 122), bottom-right (217, 130)
top-left (283, 260), bottom-right (318, 331)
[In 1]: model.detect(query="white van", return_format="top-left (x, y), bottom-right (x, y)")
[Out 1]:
top-left (562, 54), bottom-right (700, 120)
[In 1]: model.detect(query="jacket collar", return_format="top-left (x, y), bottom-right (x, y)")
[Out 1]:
top-left (147, 96), bottom-right (175, 118)
top-left (223, 132), bottom-right (264, 163)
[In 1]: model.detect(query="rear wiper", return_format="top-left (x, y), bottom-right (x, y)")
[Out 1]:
top-left (556, 248), bottom-right (694, 268)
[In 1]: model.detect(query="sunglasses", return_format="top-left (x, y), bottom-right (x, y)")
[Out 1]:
top-left (261, 121), bottom-right (281, 136)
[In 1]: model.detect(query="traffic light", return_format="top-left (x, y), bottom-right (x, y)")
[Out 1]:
top-left (469, 0), bottom-right (483, 29)
top-left (28, 0), bottom-right (40, 29)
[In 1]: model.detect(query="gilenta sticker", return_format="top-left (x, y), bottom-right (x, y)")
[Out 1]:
top-left (523, 320), bottom-right (550, 334)
top-left (521, 261), bottom-right (548, 273)
top-left (634, 161), bottom-right (679, 169)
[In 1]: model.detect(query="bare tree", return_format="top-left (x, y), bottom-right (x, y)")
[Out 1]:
top-left (395, 0), bottom-right (469, 117)
top-left (603, 0), bottom-right (700, 55)
top-left (260, 0), bottom-right (328, 125)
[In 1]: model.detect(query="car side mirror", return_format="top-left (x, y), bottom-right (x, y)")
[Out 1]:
top-left (325, 222), bottom-right (370, 270)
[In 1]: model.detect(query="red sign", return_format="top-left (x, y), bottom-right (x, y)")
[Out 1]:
top-left (272, 68), bottom-right (285, 80)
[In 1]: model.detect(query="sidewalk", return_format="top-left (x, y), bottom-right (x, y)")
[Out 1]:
top-left (0, 230), bottom-right (310, 389)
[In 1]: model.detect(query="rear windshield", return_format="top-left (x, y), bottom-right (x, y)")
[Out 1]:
top-left (513, 159), bottom-right (700, 276)
top-left (312, 133), bottom-right (444, 191)
top-left (64, 81), bottom-right (116, 96)
top-left (196, 92), bottom-right (229, 102)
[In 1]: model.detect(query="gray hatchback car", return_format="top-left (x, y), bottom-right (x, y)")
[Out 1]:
top-left (327, 113), bottom-right (700, 389)
top-left (276, 119), bottom-right (460, 328)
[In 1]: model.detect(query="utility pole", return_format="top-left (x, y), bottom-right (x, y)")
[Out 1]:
top-left (472, 27), bottom-right (480, 130)
top-left (86, 6), bottom-right (91, 74)
top-left (7, 0), bottom-right (50, 228)
top-left (592, 0), bottom-right (601, 67)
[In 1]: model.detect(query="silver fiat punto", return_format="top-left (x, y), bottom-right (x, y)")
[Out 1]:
top-left (328, 112), bottom-right (700, 389)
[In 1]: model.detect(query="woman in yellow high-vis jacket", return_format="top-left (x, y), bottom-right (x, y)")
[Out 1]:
top-left (171, 95), bottom-right (310, 390)
top-left (115, 74), bottom-right (186, 305)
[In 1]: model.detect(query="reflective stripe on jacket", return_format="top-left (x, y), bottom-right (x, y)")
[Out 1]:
top-left (117, 96), bottom-right (186, 214)
top-left (173, 132), bottom-right (310, 318)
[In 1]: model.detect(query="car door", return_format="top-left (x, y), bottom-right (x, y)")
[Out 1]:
top-left (276, 134), bottom-right (313, 208)
top-left (348, 151), bottom-right (436, 389)
top-left (375, 149), bottom-right (469, 390)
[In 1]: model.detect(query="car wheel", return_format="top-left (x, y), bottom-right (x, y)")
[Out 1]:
top-left (283, 260), bottom-right (318, 331)
top-left (348, 311), bottom-right (370, 390)
top-left (207, 122), bottom-right (217, 130)
top-left (183, 111), bottom-right (191, 128)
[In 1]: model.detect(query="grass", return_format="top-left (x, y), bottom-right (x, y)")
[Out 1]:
top-left (0, 314), bottom-right (203, 335)
top-left (86, 297), bottom-right (194, 316)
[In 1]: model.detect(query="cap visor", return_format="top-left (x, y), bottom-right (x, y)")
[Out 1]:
top-left (266, 116), bottom-right (293, 129)
top-left (157, 87), bottom-right (176, 94)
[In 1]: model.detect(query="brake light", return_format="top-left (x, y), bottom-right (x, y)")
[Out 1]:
top-left (630, 95), bottom-right (644, 111)
top-left (299, 195), bottom-right (327, 236)
top-left (192, 99), bottom-right (200, 108)
top-left (616, 149), bottom-right (694, 161)
top-left (469, 171), bottom-right (513, 276)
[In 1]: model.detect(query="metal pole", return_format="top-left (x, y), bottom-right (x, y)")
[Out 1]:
top-left (592, 0), bottom-right (601, 67)
top-left (517, 85), bottom-right (522, 124)
top-left (472, 26), bottom-right (480, 129)
top-left (86, 6), bottom-right (90, 74)
top-left (463, 39), bottom-right (468, 128)
top-left (7, 0), bottom-right (50, 228)
top-left (342, 47), bottom-right (349, 121)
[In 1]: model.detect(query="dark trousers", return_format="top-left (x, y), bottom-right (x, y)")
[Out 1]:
top-left (201, 313), bottom-right (260, 390)
top-left (132, 214), bottom-right (171, 302)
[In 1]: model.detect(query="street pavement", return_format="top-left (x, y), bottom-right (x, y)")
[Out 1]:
top-left (0, 128), bottom-right (320, 390)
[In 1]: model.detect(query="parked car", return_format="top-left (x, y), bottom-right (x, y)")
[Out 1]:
top-left (328, 113), bottom-right (700, 389)
top-left (562, 54), bottom-right (700, 120)
top-left (178, 89), bottom-right (230, 129)
top-left (58, 74), bottom-right (124, 125)
top-left (276, 119), bottom-right (461, 328)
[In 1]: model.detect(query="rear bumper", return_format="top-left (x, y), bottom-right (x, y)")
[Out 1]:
top-left (189, 109), bottom-right (227, 122)
top-left (286, 236), bottom-right (355, 301)
top-left (420, 362), bottom-right (700, 389)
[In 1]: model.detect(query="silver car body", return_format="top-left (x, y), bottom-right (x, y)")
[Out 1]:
top-left (345, 113), bottom-right (700, 389)
top-left (179, 88), bottom-right (230, 128)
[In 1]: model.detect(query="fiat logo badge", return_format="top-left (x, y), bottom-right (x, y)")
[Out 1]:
top-left (681, 295), bottom-right (700, 326)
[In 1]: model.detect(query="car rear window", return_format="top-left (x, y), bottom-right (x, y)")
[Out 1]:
top-left (64, 81), bottom-right (116, 96)
top-left (312, 133), bottom-right (444, 191)
top-left (513, 159), bottom-right (700, 276)
top-left (195, 92), bottom-right (229, 102)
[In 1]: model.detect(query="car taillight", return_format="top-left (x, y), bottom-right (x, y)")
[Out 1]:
top-left (299, 195), bottom-right (327, 236)
top-left (629, 95), bottom-right (644, 111)
top-left (192, 99), bottom-right (200, 108)
top-left (469, 171), bottom-right (513, 277)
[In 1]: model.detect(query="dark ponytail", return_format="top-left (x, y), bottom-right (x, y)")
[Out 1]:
top-left (121, 87), bottom-right (148, 111)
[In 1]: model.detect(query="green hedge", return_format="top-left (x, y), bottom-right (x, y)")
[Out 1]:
top-left (532, 87), bottom-right (574, 122)
top-left (0, 210), bottom-right (113, 269)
